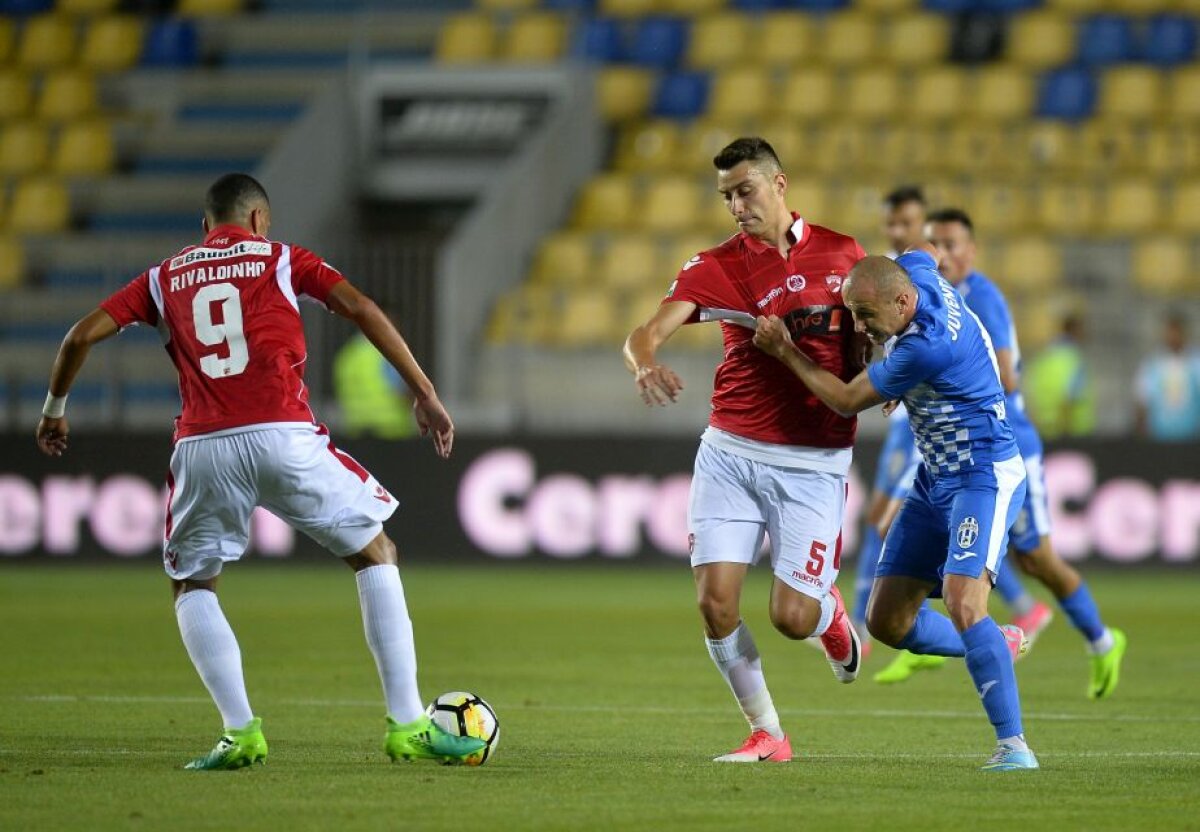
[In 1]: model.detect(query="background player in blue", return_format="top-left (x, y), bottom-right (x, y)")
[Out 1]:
top-left (753, 247), bottom-right (1038, 771)
top-left (927, 209), bottom-right (1127, 699)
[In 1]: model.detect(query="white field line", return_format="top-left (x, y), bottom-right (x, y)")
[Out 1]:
top-left (7, 694), bottom-right (1200, 724)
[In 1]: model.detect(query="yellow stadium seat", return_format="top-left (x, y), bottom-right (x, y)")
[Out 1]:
top-left (80, 15), bottom-right (142, 72)
top-left (1024, 121), bottom-right (1080, 173)
top-left (37, 70), bottom-right (97, 121)
top-left (643, 176), bottom-right (701, 234)
top-left (1100, 179), bottom-right (1161, 235)
top-left (52, 120), bottom-right (114, 175)
top-left (1099, 65), bottom-right (1163, 121)
top-left (529, 232), bottom-right (593, 287)
top-left (788, 180), bottom-right (828, 227)
top-left (681, 120), bottom-right (743, 173)
top-left (573, 174), bottom-right (635, 231)
top-left (10, 178), bottom-right (70, 234)
top-left (0, 236), bottom-right (25, 289)
top-left (596, 234), bottom-right (661, 291)
top-left (810, 122), bottom-right (870, 177)
top-left (884, 14), bottom-right (949, 66)
top-left (820, 13), bottom-right (877, 67)
top-left (835, 183), bottom-right (886, 238)
top-left (972, 65), bottom-right (1033, 122)
top-left (662, 0), bottom-right (726, 13)
top-left (1106, 0), bottom-right (1178, 13)
top-left (476, 0), bottom-right (536, 10)
top-left (0, 123), bottom-right (50, 176)
top-left (0, 19), bottom-right (14, 64)
top-left (58, 0), bottom-right (119, 13)
top-left (502, 13), bottom-right (566, 63)
top-left (687, 13), bottom-right (752, 69)
top-left (703, 187), bottom-right (738, 234)
top-left (178, 0), bottom-right (242, 14)
top-left (0, 71), bottom-right (34, 121)
top-left (556, 290), bottom-right (618, 347)
top-left (859, 0), bottom-right (917, 10)
top-left (485, 294), bottom-right (522, 345)
top-left (1133, 238), bottom-right (1193, 296)
top-left (491, 285), bottom-right (557, 345)
top-left (1043, 0), bottom-right (1098, 11)
top-left (599, 0), bottom-right (658, 16)
top-left (665, 232), bottom-right (724, 274)
top-left (597, 66), bottom-right (653, 122)
top-left (968, 183), bottom-right (1032, 234)
top-left (759, 12), bottom-right (815, 67)
top-left (910, 67), bottom-right (968, 121)
top-left (995, 237), bottom-right (1063, 296)
top-left (845, 70), bottom-right (900, 120)
top-left (1035, 183), bottom-right (1098, 236)
top-left (1168, 66), bottom-right (1200, 121)
top-left (1077, 121), bottom-right (1139, 174)
top-left (17, 15), bottom-right (77, 70)
top-left (1168, 181), bottom-right (1200, 234)
top-left (614, 120), bottom-right (682, 173)
top-left (777, 67), bottom-right (836, 121)
top-left (754, 121), bottom-right (805, 172)
top-left (624, 288), bottom-right (670, 335)
top-left (1146, 126), bottom-right (1200, 176)
top-left (1011, 302), bottom-right (1059, 352)
top-left (708, 67), bottom-right (771, 121)
top-left (435, 14), bottom-right (496, 64)
top-left (1008, 12), bottom-right (1073, 69)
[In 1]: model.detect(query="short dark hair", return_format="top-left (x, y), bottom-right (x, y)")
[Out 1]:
top-left (205, 173), bottom-right (270, 223)
top-left (713, 137), bottom-right (783, 173)
top-left (926, 207), bottom-right (975, 236)
top-left (884, 185), bottom-right (926, 210)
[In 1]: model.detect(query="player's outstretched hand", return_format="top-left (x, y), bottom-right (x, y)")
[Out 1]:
top-left (906, 240), bottom-right (942, 267)
top-left (413, 394), bottom-right (454, 459)
top-left (635, 363), bottom-right (683, 407)
top-left (753, 316), bottom-right (794, 361)
top-left (36, 416), bottom-right (70, 457)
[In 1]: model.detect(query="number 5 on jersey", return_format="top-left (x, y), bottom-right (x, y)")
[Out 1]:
top-left (193, 283), bottom-right (249, 379)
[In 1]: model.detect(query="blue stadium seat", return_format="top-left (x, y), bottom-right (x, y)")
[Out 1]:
top-left (628, 17), bottom-right (687, 70)
top-left (791, 0), bottom-right (850, 10)
top-left (1077, 15), bottom-right (1136, 67)
top-left (731, 0), bottom-right (789, 10)
top-left (652, 71), bottom-right (709, 119)
top-left (1144, 14), bottom-right (1197, 67)
top-left (1036, 66), bottom-right (1096, 120)
top-left (921, 0), bottom-right (974, 12)
top-left (570, 17), bottom-right (623, 63)
top-left (0, 0), bottom-right (53, 13)
top-left (141, 18), bottom-right (200, 67)
top-left (978, 0), bottom-right (1041, 10)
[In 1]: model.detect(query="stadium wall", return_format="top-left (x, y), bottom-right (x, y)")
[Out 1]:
top-left (1, 437), bottom-right (1195, 568)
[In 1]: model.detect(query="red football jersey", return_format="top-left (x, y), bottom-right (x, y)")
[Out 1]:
top-left (100, 224), bottom-right (344, 440)
top-left (665, 215), bottom-right (867, 448)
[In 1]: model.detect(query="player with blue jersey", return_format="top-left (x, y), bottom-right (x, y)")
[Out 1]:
top-left (927, 210), bottom-right (1126, 699)
top-left (753, 247), bottom-right (1038, 770)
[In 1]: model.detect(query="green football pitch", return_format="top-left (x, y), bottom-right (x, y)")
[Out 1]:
top-left (2, 565), bottom-right (1197, 831)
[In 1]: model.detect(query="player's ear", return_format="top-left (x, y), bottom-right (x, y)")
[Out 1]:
top-left (201, 215), bottom-right (210, 234)
top-left (774, 171), bottom-right (787, 197)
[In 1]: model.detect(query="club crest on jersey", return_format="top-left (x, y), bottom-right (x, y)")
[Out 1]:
top-left (826, 274), bottom-right (844, 292)
top-left (786, 274), bottom-right (806, 292)
top-left (956, 517), bottom-right (980, 549)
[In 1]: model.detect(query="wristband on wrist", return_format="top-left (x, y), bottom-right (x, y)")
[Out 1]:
top-left (42, 392), bottom-right (67, 419)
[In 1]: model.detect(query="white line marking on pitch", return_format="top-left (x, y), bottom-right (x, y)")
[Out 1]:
top-left (0, 749), bottom-right (1197, 760)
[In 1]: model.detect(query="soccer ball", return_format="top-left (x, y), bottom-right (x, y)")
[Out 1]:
top-left (426, 691), bottom-right (500, 766)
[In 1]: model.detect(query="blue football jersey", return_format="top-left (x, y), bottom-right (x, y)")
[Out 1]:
top-left (958, 271), bottom-right (1043, 458)
top-left (866, 251), bottom-right (1018, 478)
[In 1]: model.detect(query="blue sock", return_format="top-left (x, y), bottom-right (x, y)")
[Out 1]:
top-left (854, 528), bottom-right (882, 623)
top-left (1059, 583), bottom-right (1106, 642)
top-left (961, 617), bottom-right (1023, 740)
top-left (993, 560), bottom-right (1034, 615)
top-left (898, 605), bottom-right (965, 657)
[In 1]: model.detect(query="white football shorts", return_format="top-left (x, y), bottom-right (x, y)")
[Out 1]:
top-left (163, 423), bottom-right (397, 580)
top-left (688, 441), bottom-right (847, 600)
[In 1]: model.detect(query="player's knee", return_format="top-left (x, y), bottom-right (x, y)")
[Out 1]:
top-left (769, 598), bottom-right (819, 640)
top-left (697, 593), bottom-right (739, 639)
top-left (865, 607), bottom-right (908, 647)
top-left (942, 592), bottom-right (986, 632)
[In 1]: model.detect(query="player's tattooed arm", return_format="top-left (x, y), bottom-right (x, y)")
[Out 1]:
top-left (624, 300), bottom-right (694, 407)
top-left (36, 308), bottom-right (120, 457)
top-left (753, 315), bottom-right (884, 417)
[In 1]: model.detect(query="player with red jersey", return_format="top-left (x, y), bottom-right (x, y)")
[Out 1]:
top-left (35, 174), bottom-right (485, 769)
top-left (623, 138), bottom-right (867, 763)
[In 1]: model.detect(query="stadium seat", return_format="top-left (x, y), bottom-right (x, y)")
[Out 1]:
top-left (777, 67), bottom-right (835, 121)
top-left (845, 70), bottom-right (900, 120)
top-left (1034, 183), bottom-right (1097, 235)
top-left (1097, 65), bottom-right (1162, 122)
top-left (57, 0), bottom-right (118, 12)
top-left (17, 15), bottom-right (76, 70)
top-left (0, 70), bottom-right (34, 120)
top-left (600, 0), bottom-right (657, 16)
top-left (683, 120), bottom-right (745, 174)
top-left (80, 15), bottom-right (142, 71)
top-left (614, 120), bottom-right (682, 172)
top-left (1168, 65), bottom-right (1200, 121)
top-left (52, 119), bottom-right (114, 175)
top-left (910, 67), bottom-right (967, 121)
top-left (1145, 126), bottom-right (1199, 177)
top-left (596, 66), bottom-right (654, 121)
top-left (836, 182), bottom-right (885, 237)
top-left (1144, 14), bottom-right (1197, 67)
top-left (1036, 67), bottom-right (1097, 120)
top-left (623, 288), bottom-right (670, 336)
top-left (703, 186), bottom-right (737, 233)
top-left (0, 122), bottom-right (50, 176)
top-left (556, 289), bottom-right (618, 347)
top-left (1133, 237), bottom-right (1192, 296)
top-left (573, 174), bottom-right (635, 230)
top-left (530, 232), bottom-right (593, 286)
top-left (662, 0), bottom-right (727, 13)
top-left (652, 71), bottom-right (709, 119)
top-left (820, 13), bottom-right (876, 67)
top-left (178, 0), bottom-right (242, 14)
top-left (9, 177), bottom-right (70, 233)
top-left (858, 0), bottom-right (918, 10)
top-left (492, 285), bottom-right (556, 345)
top-left (0, 19), bottom-right (13, 64)
top-left (1167, 181), bottom-right (1200, 234)
top-left (571, 18), bottom-right (623, 63)
top-left (435, 14), bottom-right (496, 64)
top-left (1100, 179), bottom-right (1161, 235)
top-left (37, 70), bottom-right (97, 120)
top-left (502, 13), bottom-right (567, 63)
top-left (0, 236), bottom-right (24, 289)
top-left (788, 180), bottom-right (828, 226)
top-left (1040, 0), bottom-right (1095, 11)
top-left (628, 17), bottom-right (689, 70)
top-left (1024, 120), bottom-right (1078, 172)
top-left (665, 232), bottom-right (722, 274)
top-left (759, 12), bottom-right (815, 67)
top-left (643, 176), bottom-right (700, 233)
top-left (1077, 15), bottom-right (1137, 66)
top-left (1008, 12), bottom-right (1073, 69)
top-left (708, 67), bottom-right (770, 121)
top-left (141, 18), bottom-right (198, 66)
top-left (883, 14), bottom-right (948, 66)
top-left (1078, 121), bottom-right (1140, 174)
top-left (972, 65), bottom-right (1033, 121)
top-left (544, 0), bottom-right (597, 8)
top-left (968, 183), bottom-right (1031, 234)
top-left (754, 121), bottom-right (804, 170)
top-left (687, 13), bottom-right (751, 69)
top-left (477, 0), bottom-right (537, 10)
top-left (811, 122), bottom-right (870, 176)
top-left (596, 234), bottom-right (661, 290)
top-left (944, 124), bottom-right (1008, 175)
top-left (995, 236), bottom-right (1062, 295)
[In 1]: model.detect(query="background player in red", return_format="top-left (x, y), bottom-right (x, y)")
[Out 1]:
top-left (34, 174), bottom-right (485, 770)
top-left (623, 138), bottom-right (867, 763)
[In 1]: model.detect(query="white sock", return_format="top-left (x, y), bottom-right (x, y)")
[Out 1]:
top-left (809, 592), bottom-right (838, 639)
top-left (999, 734), bottom-right (1029, 751)
top-left (1089, 628), bottom-right (1115, 655)
top-left (706, 622), bottom-right (783, 739)
top-left (356, 564), bottom-right (423, 723)
top-left (175, 590), bottom-right (254, 730)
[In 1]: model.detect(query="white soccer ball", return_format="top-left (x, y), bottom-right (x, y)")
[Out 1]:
top-left (426, 691), bottom-right (500, 766)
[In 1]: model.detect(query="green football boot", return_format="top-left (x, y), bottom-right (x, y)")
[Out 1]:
top-left (1088, 628), bottom-right (1127, 700)
top-left (184, 718), bottom-right (268, 770)
top-left (384, 715), bottom-right (486, 765)
top-left (873, 650), bottom-right (947, 684)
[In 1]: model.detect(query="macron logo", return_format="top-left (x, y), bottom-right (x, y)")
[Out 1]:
top-left (682, 256), bottom-right (702, 271)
